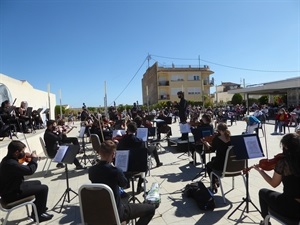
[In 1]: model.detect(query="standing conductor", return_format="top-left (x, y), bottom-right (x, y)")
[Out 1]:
top-left (176, 91), bottom-right (188, 140)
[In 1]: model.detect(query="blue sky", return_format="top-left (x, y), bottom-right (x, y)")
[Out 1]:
top-left (0, 0), bottom-right (299, 108)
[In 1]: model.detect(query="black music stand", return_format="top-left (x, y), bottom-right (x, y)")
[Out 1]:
top-left (191, 127), bottom-right (213, 180)
top-left (78, 126), bottom-right (93, 166)
top-left (228, 134), bottom-right (264, 219)
top-left (116, 147), bottom-right (148, 203)
top-left (52, 145), bottom-right (79, 213)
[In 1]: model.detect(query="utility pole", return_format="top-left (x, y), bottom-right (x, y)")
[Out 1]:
top-left (147, 53), bottom-right (151, 68)
top-left (104, 81), bottom-right (108, 117)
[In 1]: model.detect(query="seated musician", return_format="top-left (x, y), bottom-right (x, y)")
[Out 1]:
top-left (57, 119), bottom-right (81, 147)
top-left (134, 116), bottom-right (163, 167)
top-left (156, 110), bottom-right (172, 140)
top-left (117, 122), bottom-right (147, 193)
top-left (190, 114), bottom-right (214, 164)
top-left (254, 133), bottom-right (300, 224)
top-left (203, 123), bottom-right (231, 193)
top-left (43, 120), bottom-right (85, 170)
top-left (0, 140), bottom-right (53, 222)
top-left (89, 140), bottom-right (155, 225)
top-left (0, 100), bottom-right (27, 133)
top-left (18, 101), bottom-right (33, 131)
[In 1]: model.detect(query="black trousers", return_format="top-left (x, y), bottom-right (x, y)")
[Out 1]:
top-left (147, 145), bottom-right (160, 165)
top-left (259, 188), bottom-right (300, 220)
top-left (2, 180), bottom-right (48, 215)
top-left (121, 203), bottom-right (155, 225)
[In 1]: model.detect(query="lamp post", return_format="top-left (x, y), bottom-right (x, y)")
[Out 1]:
top-left (47, 83), bottom-right (51, 120)
top-left (59, 89), bottom-right (63, 119)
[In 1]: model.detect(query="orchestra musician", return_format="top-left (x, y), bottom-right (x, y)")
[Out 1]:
top-left (0, 100), bottom-right (27, 133)
top-left (203, 123), bottom-right (231, 193)
top-left (43, 120), bottom-right (85, 170)
top-left (18, 101), bottom-right (33, 132)
top-left (134, 116), bottom-right (163, 167)
top-left (254, 133), bottom-right (300, 224)
top-left (117, 122), bottom-right (146, 193)
top-left (88, 140), bottom-right (155, 225)
top-left (0, 140), bottom-right (53, 222)
top-left (190, 114), bottom-right (214, 164)
top-left (57, 119), bottom-right (81, 147)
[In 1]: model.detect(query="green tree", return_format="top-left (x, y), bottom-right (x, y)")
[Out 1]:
top-left (231, 93), bottom-right (243, 105)
top-left (258, 95), bottom-right (268, 105)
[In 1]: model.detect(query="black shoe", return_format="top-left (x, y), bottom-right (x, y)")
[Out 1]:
top-left (157, 162), bottom-right (163, 167)
top-left (43, 212), bottom-right (54, 217)
top-left (31, 213), bottom-right (53, 222)
top-left (56, 163), bottom-right (65, 168)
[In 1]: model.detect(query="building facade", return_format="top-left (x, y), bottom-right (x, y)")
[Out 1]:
top-left (142, 62), bottom-right (214, 105)
top-left (0, 73), bottom-right (56, 120)
top-left (215, 82), bottom-right (241, 104)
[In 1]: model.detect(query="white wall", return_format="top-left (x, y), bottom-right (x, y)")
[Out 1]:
top-left (0, 73), bottom-right (56, 119)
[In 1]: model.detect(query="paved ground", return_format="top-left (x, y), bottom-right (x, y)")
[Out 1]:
top-left (0, 119), bottom-right (289, 225)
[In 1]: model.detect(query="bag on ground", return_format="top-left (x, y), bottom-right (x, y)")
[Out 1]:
top-left (183, 181), bottom-right (215, 211)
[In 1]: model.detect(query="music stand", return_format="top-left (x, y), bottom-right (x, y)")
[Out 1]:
top-left (26, 107), bottom-right (33, 117)
top-left (228, 133), bottom-right (264, 219)
top-left (191, 127), bottom-right (213, 180)
top-left (52, 145), bottom-right (79, 213)
top-left (116, 147), bottom-right (148, 203)
top-left (78, 126), bottom-right (93, 166)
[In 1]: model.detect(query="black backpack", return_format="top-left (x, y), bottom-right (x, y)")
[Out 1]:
top-left (183, 181), bottom-right (215, 211)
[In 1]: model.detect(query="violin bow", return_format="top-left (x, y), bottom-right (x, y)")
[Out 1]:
top-left (262, 122), bottom-right (269, 159)
top-left (98, 114), bottom-right (105, 142)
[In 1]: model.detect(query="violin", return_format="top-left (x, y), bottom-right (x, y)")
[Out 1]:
top-left (18, 152), bottom-right (33, 164)
top-left (243, 153), bottom-right (285, 173)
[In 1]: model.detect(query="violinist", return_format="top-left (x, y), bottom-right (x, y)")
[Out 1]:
top-left (57, 119), bottom-right (80, 147)
top-left (254, 133), bottom-right (300, 224)
top-left (190, 114), bottom-right (214, 164)
top-left (0, 140), bottom-right (53, 222)
top-left (44, 120), bottom-right (85, 170)
top-left (204, 123), bottom-right (231, 193)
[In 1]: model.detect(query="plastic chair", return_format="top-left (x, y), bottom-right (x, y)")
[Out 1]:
top-left (264, 207), bottom-right (300, 225)
top-left (39, 137), bottom-right (53, 176)
top-left (90, 133), bottom-right (101, 163)
top-left (0, 195), bottom-right (39, 225)
top-left (210, 146), bottom-right (246, 204)
top-left (79, 183), bottom-right (121, 225)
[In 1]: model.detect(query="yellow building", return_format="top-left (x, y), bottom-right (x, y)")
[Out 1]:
top-left (142, 62), bottom-right (214, 105)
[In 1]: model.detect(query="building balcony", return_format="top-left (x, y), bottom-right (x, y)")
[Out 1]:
top-left (159, 94), bottom-right (170, 100)
top-left (158, 81), bottom-right (170, 86)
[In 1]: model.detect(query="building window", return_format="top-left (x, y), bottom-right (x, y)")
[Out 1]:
top-left (188, 75), bottom-right (200, 81)
top-left (171, 75), bottom-right (184, 81)
top-left (187, 87), bottom-right (201, 95)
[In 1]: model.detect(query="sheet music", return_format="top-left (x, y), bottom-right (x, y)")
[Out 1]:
top-left (243, 136), bottom-right (263, 158)
top-left (115, 150), bottom-right (130, 172)
top-left (112, 129), bottom-right (126, 138)
top-left (137, 128), bottom-right (148, 142)
top-left (179, 123), bottom-right (190, 133)
top-left (53, 145), bottom-right (69, 163)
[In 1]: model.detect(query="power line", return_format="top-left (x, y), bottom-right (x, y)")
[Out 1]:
top-left (151, 54), bottom-right (300, 73)
top-left (110, 57), bottom-right (147, 105)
